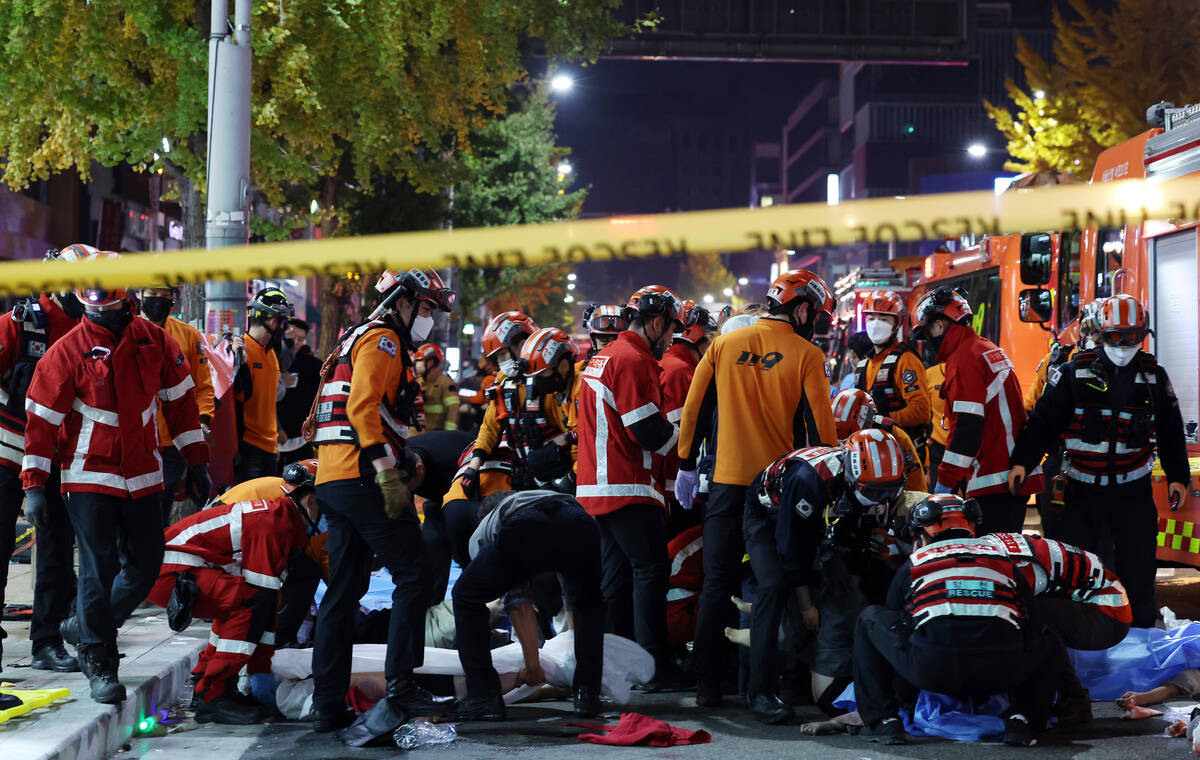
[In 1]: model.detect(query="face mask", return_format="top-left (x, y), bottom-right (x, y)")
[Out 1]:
top-left (865, 319), bottom-right (894, 346)
top-left (1104, 344), bottom-right (1138, 367)
top-left (410, 314), bottom-right (434, 343)
top-left (57, 293), bottom-right (84, 319)
top-left (141, 296), bottom-right (174, 323)
top-left (499, 359), bottom-right (520, 377)
top-left (84, 306), bottom-right (133, 335)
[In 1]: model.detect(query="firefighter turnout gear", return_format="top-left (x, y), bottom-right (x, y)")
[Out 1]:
top-left (855, 341), bottom-right (930, 452)
top-left (419, 371), bottom-right (459, 432)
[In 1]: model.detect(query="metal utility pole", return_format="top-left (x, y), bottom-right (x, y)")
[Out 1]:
top-left (204, 0), bottom-right (252, 335)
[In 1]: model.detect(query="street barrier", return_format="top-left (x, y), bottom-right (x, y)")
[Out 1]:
top-left (0, 175), bottom-right (1198, 296)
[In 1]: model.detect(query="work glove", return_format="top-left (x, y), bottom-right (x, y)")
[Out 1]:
top-left (460, 467), bottom-right (481, 500)
top-left (22, 487), bottom-right (47, 528)
top-left (376, 467), bottom-right (412, 519)
top-left (186, 463), bottom-right (212, 505)
top-left (674, 469), bottom-right (700, 510)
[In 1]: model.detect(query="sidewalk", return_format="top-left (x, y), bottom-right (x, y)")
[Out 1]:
top-left (0, 563), bottom-right (208, 760)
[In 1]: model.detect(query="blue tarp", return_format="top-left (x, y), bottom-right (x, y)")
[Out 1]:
top-left (314, 562), bottom-right (463, 609)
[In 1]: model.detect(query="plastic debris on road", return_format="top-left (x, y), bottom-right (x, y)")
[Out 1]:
top-left (394, 720), bottom-right (457, 750)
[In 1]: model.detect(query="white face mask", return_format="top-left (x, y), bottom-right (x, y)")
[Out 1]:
top-left (499, 359), bottom-right (520, 377)
top-left (865, 318), bottom-right (894, 346)
top-left (410, 314), bottom-right (435, 343)
top-left (1104, 344), bottom-right (1138, 367)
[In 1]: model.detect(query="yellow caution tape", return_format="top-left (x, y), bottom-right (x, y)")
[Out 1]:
top-left (1, 175), bottom-right (1199, 295)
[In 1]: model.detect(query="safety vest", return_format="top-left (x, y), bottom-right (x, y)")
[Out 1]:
top-left (1061, 350), bottom-right (1159, 485)
top-left (487, 377), bottom-right (560, 471)
top-left (905, 538), bottom-right (1028, 631)
top-left (856, 343), bottom-right (926, 447)
top-left (312, 319), bottom-right (418, 456)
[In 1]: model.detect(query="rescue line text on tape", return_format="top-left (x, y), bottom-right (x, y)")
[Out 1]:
top-left (0, 175), bottom-right (1198, 296)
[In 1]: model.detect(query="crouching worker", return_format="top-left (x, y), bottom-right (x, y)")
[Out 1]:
top-left (148, 469), bottom-right (320, 723)
top-left (853, 494), bottom-right (1068, 747)
top-left (453, 489), bottom-right (604, 721)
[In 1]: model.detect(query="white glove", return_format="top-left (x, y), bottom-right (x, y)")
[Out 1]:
top-left (674, 469), bottom-right (701, 510)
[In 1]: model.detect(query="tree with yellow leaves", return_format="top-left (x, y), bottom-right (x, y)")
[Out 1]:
top-left (986, 0), bottom-right (1200, 178)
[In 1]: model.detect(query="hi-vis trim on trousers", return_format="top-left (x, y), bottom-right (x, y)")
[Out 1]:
top-left (0, 176), bottom-right (1197, 295)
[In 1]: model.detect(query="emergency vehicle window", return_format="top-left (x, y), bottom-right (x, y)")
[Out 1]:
top-left (1056, 231), bottom-right (1082, 332)
top-left (1095, 227), bottom-right (1125, 297)
top-left (938, 268), bottom-right (1002, 345)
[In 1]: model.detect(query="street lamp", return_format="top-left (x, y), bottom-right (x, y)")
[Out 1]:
top-left (567, 273), bottom-right (577, 281)
top-left (462, 323), bottom-right (476, 336)
top-left (703, 293), bottom-right (714, 304)
top-left (550, 73), bottom-right (573, 93)
top-left (722, 287), bottom-right (733, 297)
top-left (967, 143), bottom-right (987, 159)
top-left (557, 160), bottom-right (573, 176)
top-left (737, 277), bottom-right (749, 285)
top-left (1034, 89), bottom-right (1045, 100)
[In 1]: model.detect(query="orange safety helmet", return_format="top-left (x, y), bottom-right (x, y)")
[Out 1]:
top-left (861, 289), bottom-right (907, 321)
top-left (69, 248), bottom-right (136, 309)
top-left (676, 300), bottom-right (719, 345)
top-left (375, 268), bottom-right (456, 312)
top-left (1097, 293), bottom-right (1150, 346)
top-left (582, 304), bottom-right (628, 336)
top-left (842, 429), bottom-right (906, 510)
top-left (413, 343), bottom-right (445, 366)
top-left (832, 389), bottom-right (878, 441)
top-left (902, 493), bottom-right (983, 542)
top-left (520, 327), bottom-right (575, 376)
top-left (624, 285), bottom-right (685, 327)
top-left (765, 270), bottom-right (834, 316)
top-left (482, 311), bottom-right (538, 357)
top-left (911, 286), bottom-right (972, 339)
top-left (280, 458), bottom-right (318, 495)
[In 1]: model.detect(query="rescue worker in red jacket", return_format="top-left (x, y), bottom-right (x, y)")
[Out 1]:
top-left (855, 290), bottom-right (931, 461)
top-left (230, 287), bottom-right (293, 481)
top-left (0, 248), bottom-right (83, 674)
top-left (659, 300), bottom-right (717, 517)
top-left (139, 284), bottom-right (216, 520)
top-left (577, 285), bottom-right (688, 692)
top-left (22, 249), bottom-right (210, 705)
top-left (1009, 294), bottom-right (1189, 627)
top-left (911, 287), bottom-right (1032, 534)
top-left (309, 268), bottom-right (456, 741)
top-left (148, 465), bottom-right (319, 723)
top-left (676, 270), bottom-right (837, 706)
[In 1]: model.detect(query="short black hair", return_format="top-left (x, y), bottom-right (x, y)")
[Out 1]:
top-left (287, 318), bottom-right (310, 332)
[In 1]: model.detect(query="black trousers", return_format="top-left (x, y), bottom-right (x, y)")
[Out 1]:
top-left (975, 491), bottom-right (1027, 536)
top-left (235, 441), bottom-right (278, 483)
top-left (0, 467), bottom-right (75, 649)
top-left (312, 478), bottom-right (428, 712)
top-left (159, 445), bottom-right (188, 525)
top-left (1058, 476), bottom-right (1158, 627)
top-left (66, 491), bottom-right (164, 648)
top-left (743, 495), bottom-right (791, 699)
top-left (926, 441), bottom-right (945, 487)
top-left (852, 605), bottom-right (1062, 728)
top-left (452, 504), bottom-right (603, 697)
top-left (421, 498), bottom-right (451, 605)
top-left (693, 482), bottom-right (747, 688)
top-left (276, 552), bottom-right (322, 647)
top-left (594, 502), bottom-right (670, 664)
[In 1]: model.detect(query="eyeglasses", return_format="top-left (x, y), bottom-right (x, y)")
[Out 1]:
top-left (1100, 328), bottom-right (1146, 347)
top-left (855, 482), bottom-right (904, 506)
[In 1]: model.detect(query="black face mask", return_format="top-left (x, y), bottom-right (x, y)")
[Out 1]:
top-left (85, 306), bottom-right (133, 335)
top-left (56, 293), bottom-right (84, 320)
top-left (141, 296), bottom-right (174, 323)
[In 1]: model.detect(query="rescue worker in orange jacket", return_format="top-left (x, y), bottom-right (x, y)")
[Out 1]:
top-left (230, 288), bottom-right (293, 481)
top-left (675, 270), bottom-right (837, 706)
top-left (0, 248), bottom-right (82, 675)
top-left (855, 290), bottom-right (930, 460)
top-left (577, 285), bottom-right (689, 692)
top-left (924, 359), bottom-right (949, 484)
top-left (414, 343), bottom-right (459, 432)
top-left (310, 269), bottom-right (457, 741)
top-left (23, 248), bottom-right (210, 705)
top-left (140, 285), bottom-right (216, 521)
top-left (912, 287), bottom-right (1032, 534)
top-left (150, 462), bottom-right (320, 724)
top-left (831, 388), bottom-right (927, 492)
top-left (659, 300), bottom-right (717, 520)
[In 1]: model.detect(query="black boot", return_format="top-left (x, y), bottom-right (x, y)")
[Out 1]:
top-left (574, 687), bottom-right (603, 717)
top-left (454, 694), bottom-right (506, 721)
top-left (31, 641), bottom-right (79, 672)
top-left (312, 705), bottom-right (356, 733)
top-left (59, 616), bottom-right (81, 650)
top-left (385, 677), bottom-right (456, 717)
top-left (195, 692), bottom-right (266, 724)
top-left (78, 644), bottom-right (126, 705)
top-left (749, 694), bottom-right (795, 725)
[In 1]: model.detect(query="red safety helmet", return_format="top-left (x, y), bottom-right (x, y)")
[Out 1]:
top-left (765, 270), bottom-right (834, 317)
top-left (280, 458), bottom-right (318, 495)
top-left (582, 304), bottom-right (628, 336)
top-left (482, 311), bottom-right (538, 357)
top-left (676, 300), bottom-right (719, 345)
top-left (759, 446), bottom-right (844, 513)
top-left (375, 268), bottom-right (456, 312)
top-left (832, 388), bottom-right (877, 441)
top-left (624, 285), bottom-right (685, 328)
top-left (1097, 294), bottom-right (1150, 346)
top-left (842, 429), bottom-right (906, 511)
top-left (911, 286), bottom-right (972, 339)
top-left (903, 493), bottom-right (983, 542)
top-left (414, 343), bottom-right (445, 366)
top-left (520, 327), bottom-right (575, 376)
top-left (69, 248), bottom-right (136, 310)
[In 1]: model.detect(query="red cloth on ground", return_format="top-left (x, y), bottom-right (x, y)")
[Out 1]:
top-left (577, 712), bottom-right (712, 746)
top-left (346, 685), bottom-right (375, 713)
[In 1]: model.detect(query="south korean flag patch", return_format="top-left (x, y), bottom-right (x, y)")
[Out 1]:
top-left (378, 336), bottom-right (397, 357)
top-left (794, 497), bottom-right (814, 519)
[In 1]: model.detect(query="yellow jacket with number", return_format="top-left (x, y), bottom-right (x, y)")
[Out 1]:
top-left (927, 362), bottom-right (949, 447)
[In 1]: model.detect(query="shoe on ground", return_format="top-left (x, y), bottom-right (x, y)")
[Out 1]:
top-left (574, 687), bottom-right (603, 717)
top-left (1003, 714), bottom-right (1036, 747)
top-left (637, 664), bottom-right (695, 694)
top-left (455, 694), bottom-right (506, 721)
top-left (31, 642), bottom-right (79, 673)
top-left (59, 616), bottom-right (81, 650)
top-left (78, 645), bottom-right (126, 705)
top-left (1055, 690), bottom-right (1092, 728)
top-left (194, 692), bottom-right (265, 724)
top-left (312, 705), bottom-right (357, 733)
top-left (387, 681), bottom-right (456, 717)
top-left (861, 717), bottom-right (906, 745)
top-left (695, 683), bottom-right (724, 708)
top-left (749, 694), bottom-right (795, 725)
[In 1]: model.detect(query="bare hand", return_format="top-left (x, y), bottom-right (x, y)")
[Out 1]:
top-left (1008, 465), bottom-right (1027, 495)
top-left (800, 606), bottom-right (820, 632)
top-left (277, 428), bottom-right (288, 445)
top-left (229, 334), bottom-right (245, 354)
top-left (518, 662), bottom-right (546, 686)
